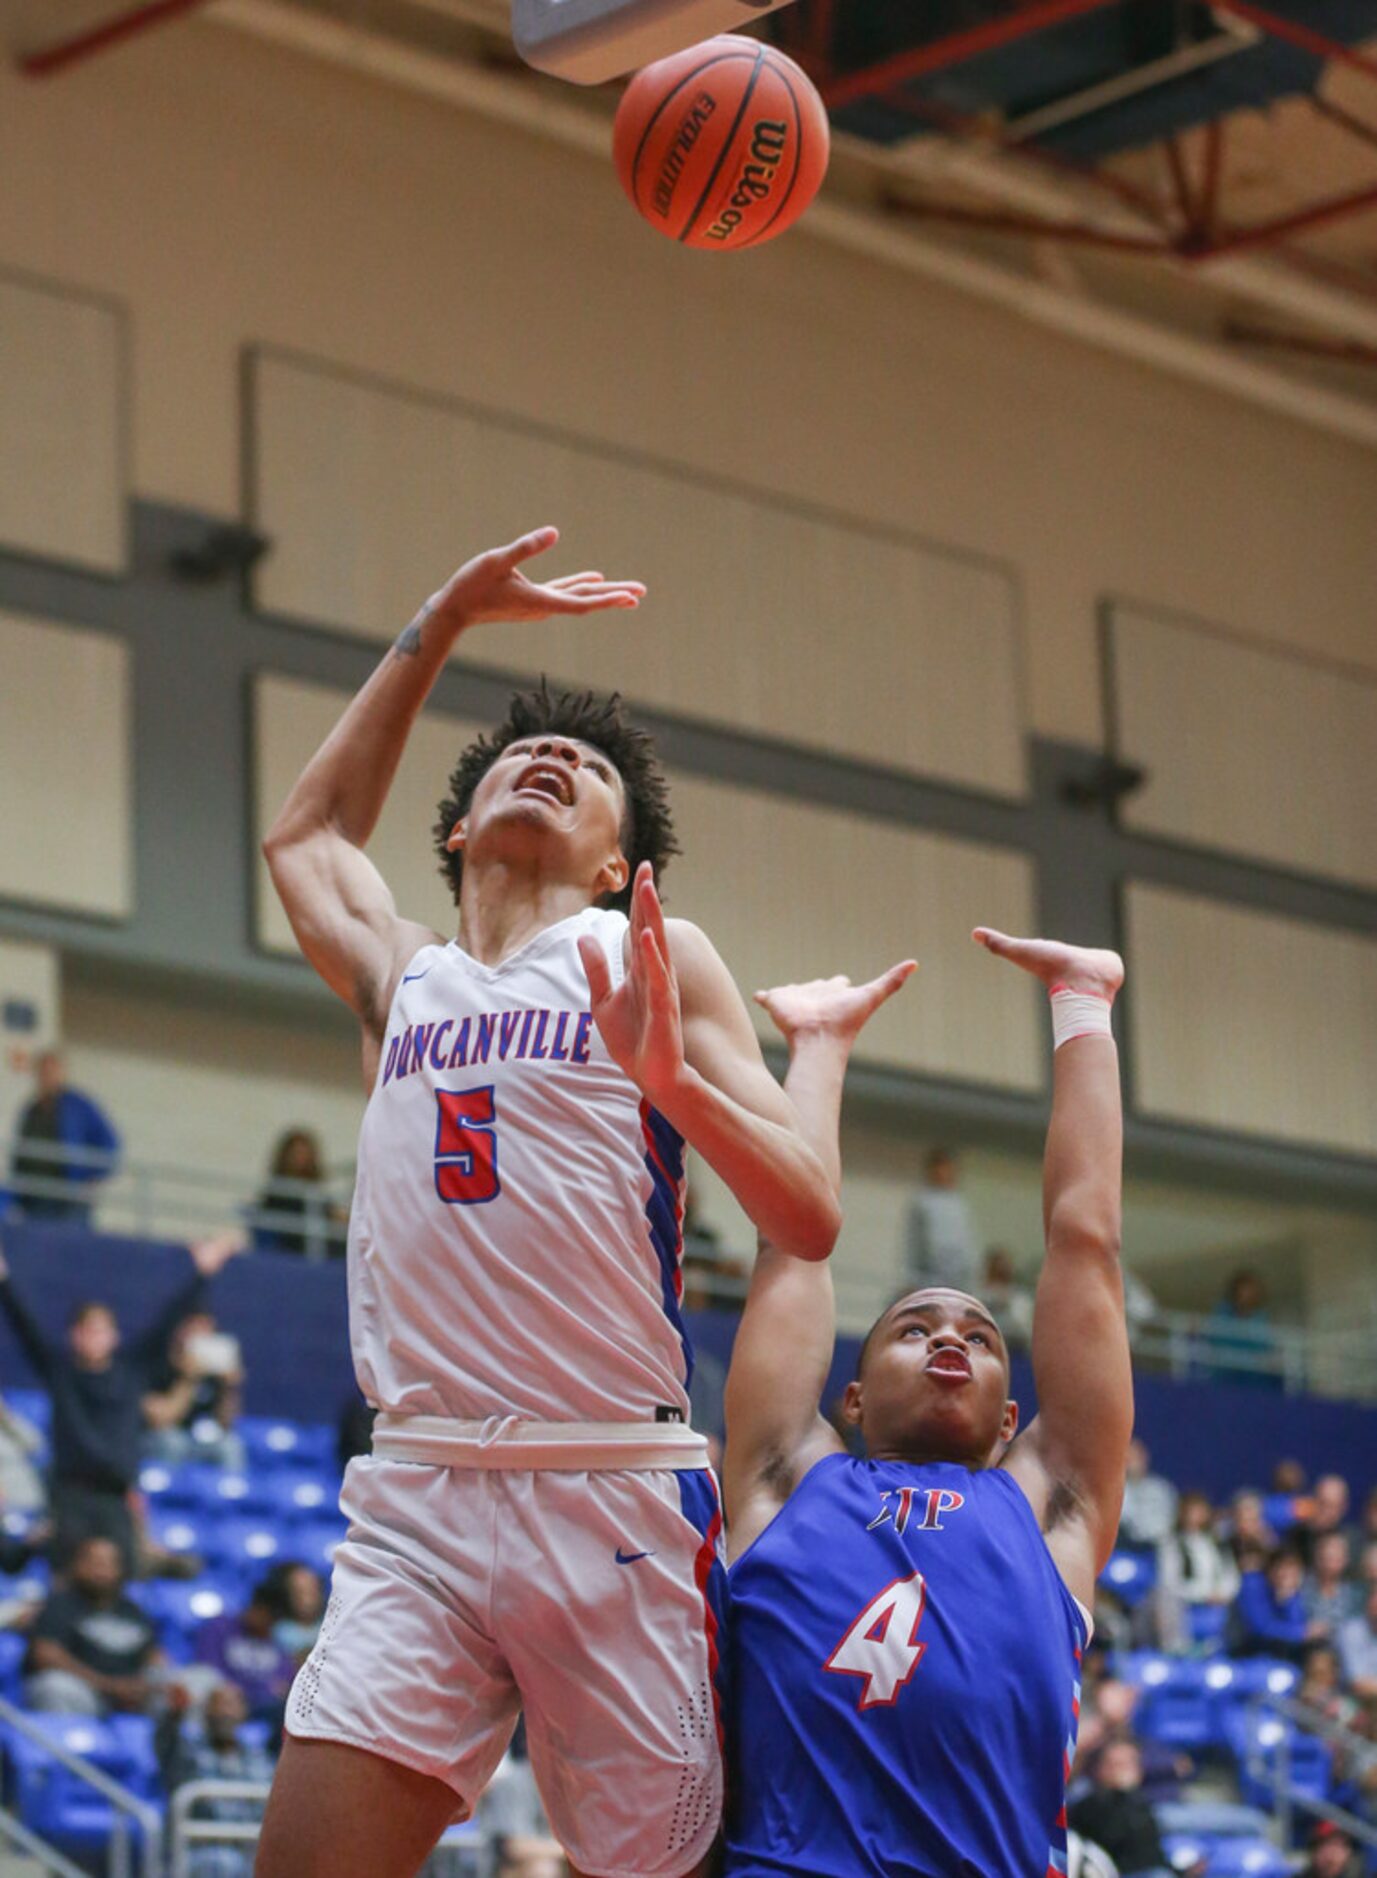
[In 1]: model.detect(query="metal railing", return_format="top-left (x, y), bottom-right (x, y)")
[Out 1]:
top-left (168, 1780), bottom-right (493, 1876)
top-left (0, 1806), bottom-right (90, 1878)
top-left (3, 1142), bottom-right (351, 1262)
top-left (0, 1695), bottom-right (163, 1878)
top-left (1245, 1692), bottom-right (1377, 1852)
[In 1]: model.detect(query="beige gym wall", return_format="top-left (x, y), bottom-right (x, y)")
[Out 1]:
top-left (2, 20), bottom-right (1376, 754)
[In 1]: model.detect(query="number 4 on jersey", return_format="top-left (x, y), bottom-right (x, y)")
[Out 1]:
top-left (824, 1572), bottom-right (928, 1711)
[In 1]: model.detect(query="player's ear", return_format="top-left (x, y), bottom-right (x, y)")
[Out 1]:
top-left (596, 848), bottom-right (630, 899)
top-left (840, 1380), bottom-right (864, 1428)
top-left (999, 1398), bottom-right (1019, 1445)
top-left (445, 818), bottom-right (467, 854)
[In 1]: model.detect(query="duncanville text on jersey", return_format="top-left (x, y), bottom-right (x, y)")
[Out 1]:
top-left (381, 1008), bottom-right (597, 1086)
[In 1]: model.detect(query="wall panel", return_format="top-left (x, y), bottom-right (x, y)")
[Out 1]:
top-left (0, 611), bottom-right (132, 918)
top-left (253, 673), bottom-right (484, 955)
top-left (1126, 885), bottom-right (1377, 1156)
top-left (248, 351), bottom-right (1026, 799)
top-left (1110, 604), bottom-right (1377, 888)
top-left (0, 273), bottom-right (126, 573)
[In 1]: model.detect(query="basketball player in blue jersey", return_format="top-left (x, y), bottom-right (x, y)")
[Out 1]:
top-left (253, 526), bottom-right (839, 1878)
top-left (721, 932), bottom-right (1133, 1878)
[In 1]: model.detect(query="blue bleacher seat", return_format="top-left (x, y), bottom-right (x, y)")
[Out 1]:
top-left (3, 1557), bottom-right (51, 1606)
top-left (3, 1713), bottom-right (161, 1853)
top-left (129, 1576), bottom-right (238, 1660)
top-left (1101, 1548), bottom-right (1157, 1608)
top-left (239, 1417), bottom-right (335, 1471)
top-left (1157, 1801), bottom-right (1275, 1840)
top-left (289, 1517), bottom-right (349, 1578)
top-left (1135, 1659), bottom-right (1217, 1751)
top-left (4, 1389), bottom-right (51, 1432)
top-left (261, 1471), bottom-right (341, 1523)
top-left (0, 1628), bottom-right (28, 1696)
top-left (1227, 1707), bottom-right (1333, 1816)
top-left (1188, 1602), bottom-right (1231, 1649)
top-left (1163, 1833), bottom-right (1291, 1877)
top-left (145, 1509), bottom-right (207, 1559)
top-left (205, 1516), bottom-right (291, 1575)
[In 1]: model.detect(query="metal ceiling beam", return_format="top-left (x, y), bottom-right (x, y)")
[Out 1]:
top-left (1211, 2), bottom-right (1377, 88)
top-left (821, 0), bottom-right (1118, 113)
top-left (882, 197), bottom-right (1171, 255)
top-left (1225, 321), bottom-right (1377, 368)
top-left (18, 0), bottom-right (212, 77)
top-left (1187, 179), bottom-right (1377, 261)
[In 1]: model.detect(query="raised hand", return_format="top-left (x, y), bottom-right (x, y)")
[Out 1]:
top-left (422, 527), bottom-right (645, 639)
top-left (972, 929), bottom-right (1123, 998)
top-left (754, 963), bottom-right (916, 1051)
top-left (189, 1230), bottom-right (247, 1279)
top-left (578, 863), bottom-right (684, 1108)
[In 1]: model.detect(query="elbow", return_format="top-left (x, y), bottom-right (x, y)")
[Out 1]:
top-left (1046, 1209), bottom-right (1121, 1271)
top-left (795, 1179), bottom-right (842, 1265)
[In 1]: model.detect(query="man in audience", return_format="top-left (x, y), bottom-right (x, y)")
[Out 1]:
top-left (144, 1308), bottom-right (247, 1472)
top-left (1233, 1547), bottom-right (1313, 1662)
top-left (0, 1231), bottom-right (242, 1571)
top-left (1067, 1737), bottom-right (1170, 1878)
top-left (1338, 1583), bottom-right (1377, 1702)
top-left (157, 1680), bottom-right (277, 1878)
top-left (25, 1535), bottom-right (162, 1714)
top-left (1203, 1269), bottom-right (1282, 1389)
top-left (8, 1051), bottom-right (120, 1223)
top-left (901, 1145), bottom-right (980, 1291)
top-left (1301, 1475), bottom-right (1359, 1565)
top-left (194, 1580), bottom-right (296, 1723)
top-left (1306, 1532), bottom-right (1361, 1637)
top-left (1118, 1439), bottom-right (1179, 1550)
top-left (1302, 1820), bottom-right (1365, 1878)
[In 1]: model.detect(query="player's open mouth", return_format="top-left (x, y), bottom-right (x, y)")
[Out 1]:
top-left (515, 763), bottom-right (575, 806)
top-left (927, 1354), bottom-right (972, 1380)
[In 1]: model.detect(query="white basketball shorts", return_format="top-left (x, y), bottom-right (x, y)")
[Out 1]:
top-left (285, 1449), bottom-right (726, 1878)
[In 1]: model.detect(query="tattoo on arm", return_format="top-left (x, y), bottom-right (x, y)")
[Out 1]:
top-left (393, 600), bottom-right (434, 659)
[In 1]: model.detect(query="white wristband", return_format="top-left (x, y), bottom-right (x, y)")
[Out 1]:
top-left (1049, 984), bottom-right (1114, 1051)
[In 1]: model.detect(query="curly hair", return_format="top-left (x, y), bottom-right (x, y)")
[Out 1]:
top-left (433, 683), bottom-right (679, 914)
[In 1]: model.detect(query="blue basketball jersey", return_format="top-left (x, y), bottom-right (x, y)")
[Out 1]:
top-left (724, 1453), bottom-right (1086, 1878)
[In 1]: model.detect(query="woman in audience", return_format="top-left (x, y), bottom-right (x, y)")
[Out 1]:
top-left (1223, 1489), bottom-right (1277, 1575)
top-left (262, 1561), bottom-right (325, 1661)
top-left (1154, 1490), bottom-right (1240, 1651)
top-left (1233, 1547), bottom-right (1314, 1662)
top-left (1296, 1641), bottom-right (1358, 1729)
top-left (250, 1130), bottom-right (346, 1260)
top-left (1305, 1532), bottom-right (1361, 1638)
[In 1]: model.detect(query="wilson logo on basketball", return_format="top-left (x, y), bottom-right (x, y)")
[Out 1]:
top-left (653, 92), bottom-right (719, 219)
top-left (704, 120), bottom-right (789, 243)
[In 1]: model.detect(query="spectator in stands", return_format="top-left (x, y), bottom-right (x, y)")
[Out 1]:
top-left (902, 1146), bottom-right (980, 1292)
top-left (1067, 1737), bottom-right (1170, 1878)
top-left (1338, 1584), bottom-right (1377, 1703)
top-left (980, 1247), bottom-right (1034, 1349)
top-left (1296, 1641), bottom-right (1358, 1730)
top-left (1071, 1677), bottom-right (1190, 1804)
top-left (1202, 1268), bottom-right (1283, 1388)
top-left (143, 1309), bottom-right (246, 1472)
top-left (1233, 1547), bottom-right (1313, 1662)
top-left (0, 1388), bottom-right (47, 1518)
top-left (1302, 1819), bottom-right (1365, 1878)
top-left (1272, 1458), bottom-right (1308, 1495)
top-left (1223, 1488), bottom-right (1277, 1574)
top-left (251, 1128), bottom-right (346, 1259)
top-left (1301, 1474), bottom-right (1359, 1565)
top-left (157, 1680), bottom-right (276, 1878)
top-left (7, 1050), bottom-right (120, 1223)
top-left (263, 1560), bottom-right (325, 1659)
top-left (1154, 1489), bottom-right (1240, 1652)
top-left (1118, 1439), bottom-right (1179, 1550)
top-left (193, 1580), bottom-right (296, 1723)
top-left (25, 1534), bottom-right (161, 1714)
top-left (0, 1230), bottom-right (243, 1572)
top-left (1306, 1533), bottom-right (1362, 1637)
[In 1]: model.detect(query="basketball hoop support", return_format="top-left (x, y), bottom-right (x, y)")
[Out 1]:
top-left (512, 0), bottom-right (798, 85)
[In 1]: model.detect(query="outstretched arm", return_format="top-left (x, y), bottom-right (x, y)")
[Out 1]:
top-left (721, 965), bottom-right (916, 1556)
top-left (263, 528), bottom-right (644, 1036)
top-left (582, 867), bottom-right (845, 1264)
top-left (983, 932), bottom-right (1132, 1609)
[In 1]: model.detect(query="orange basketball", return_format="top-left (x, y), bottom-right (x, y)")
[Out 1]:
top-left (613, 35), bottom-right (830, 253)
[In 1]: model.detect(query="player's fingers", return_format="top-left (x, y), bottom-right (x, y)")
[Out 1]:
top-left (577, 934), bottom-right (613, 1008)
top-left (545, 589), bottom-right (645, 615)
top-left (549, 572), bottom-right (606, 588)
top-left (499, 525), bottom-right (560, 568)
top-left (862, 959), bottom-right (918, 1008)
top-left (640, 926), bottom-right (677, 1006)
top-left (636, 865), bottom-right (669, 949)
top-left (972, 926), bottom-right (1018, 956)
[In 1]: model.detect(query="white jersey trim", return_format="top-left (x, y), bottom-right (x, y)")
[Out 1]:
top-left (372, 1410), bottom-right (709, 1472)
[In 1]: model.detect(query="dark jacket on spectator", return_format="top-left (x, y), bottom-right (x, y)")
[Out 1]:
top-left (0, 1267), bottom-right (205, 1493)
top-left (1068, 1788), bottom-right (1167, 1878)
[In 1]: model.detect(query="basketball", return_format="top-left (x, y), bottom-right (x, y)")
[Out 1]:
top-left (613, 35), bottom-right (830, 252)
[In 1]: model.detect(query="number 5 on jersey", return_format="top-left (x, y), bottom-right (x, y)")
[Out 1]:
top-left (435, 1086), bottom-right (501, 1205)
top-left (824, 1572), bottom-right (928, 1711)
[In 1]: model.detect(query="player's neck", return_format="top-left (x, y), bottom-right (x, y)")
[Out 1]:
top-left (458, 862), bottom-right (597, 967)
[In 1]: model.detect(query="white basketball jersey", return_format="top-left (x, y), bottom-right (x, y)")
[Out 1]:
top-left (347, 907), bottom-right (692, 1424)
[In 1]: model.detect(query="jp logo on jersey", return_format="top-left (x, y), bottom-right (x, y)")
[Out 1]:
top-left (866, 1486), bottom-right (965, 1536)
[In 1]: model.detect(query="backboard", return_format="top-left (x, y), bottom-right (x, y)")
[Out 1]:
top-left (512, 0), bottom-right (799, 84)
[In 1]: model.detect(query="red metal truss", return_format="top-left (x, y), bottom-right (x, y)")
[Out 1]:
top-left (19, 0), bottom-right (211, 77)
top-left (822, 0), bottom-right (1119, 113)
top-left (1210, 3), bottom-right (1377, 89)
top-left (1225, 321), bottom-right (1377, 367)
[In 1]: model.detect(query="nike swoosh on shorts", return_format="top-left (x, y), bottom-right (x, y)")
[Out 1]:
top-left (615, 1548), bottom-right (655, 1565)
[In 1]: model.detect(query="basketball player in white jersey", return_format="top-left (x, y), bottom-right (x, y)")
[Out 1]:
top-left (253, 526), bottom-right (839, 1878)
